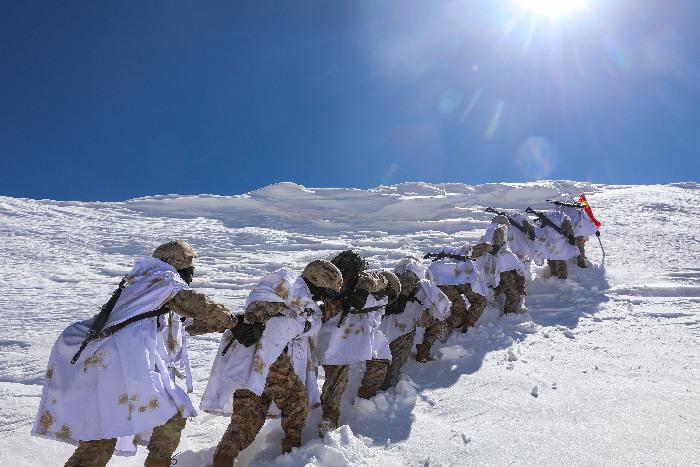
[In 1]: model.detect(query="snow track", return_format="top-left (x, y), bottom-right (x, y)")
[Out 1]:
top-left (1, 181), bottom-right (698, 466)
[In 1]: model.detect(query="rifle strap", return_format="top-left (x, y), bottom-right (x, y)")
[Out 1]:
top-left (71, 305), bottom-right (170, 364)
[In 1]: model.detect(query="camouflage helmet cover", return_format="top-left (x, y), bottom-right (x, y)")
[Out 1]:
top-left (302, 260), bottom-right (343, 294)
top-left (153, 240), bottom-right (198, 270)
top-left (380, 269), bottom-right (401, 302)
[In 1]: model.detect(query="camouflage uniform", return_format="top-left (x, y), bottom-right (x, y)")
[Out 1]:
top-left (418, 284), bottom-right (485, 361)
top-left (381, 328), bottom-right (417, 390)
top-left (320, 364), bottom-right (349, 429)
top-left (65, 241), bottom-right (235, 467)
top-left (213, 353), bottom-right (307, 466)
top-left (496, 270), bottom-right (521, 314)
top-left (318, 268), bottom-right (389, 430)
top-left (65, 439), bottom-right (117, 467)
top-left (547, 218), bottom-right (576, 279)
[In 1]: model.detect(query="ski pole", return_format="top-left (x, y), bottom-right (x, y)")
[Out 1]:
top-left (595, 231), bottom-right (605, 257)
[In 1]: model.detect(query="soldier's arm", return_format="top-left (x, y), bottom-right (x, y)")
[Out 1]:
top-left (186, 318), bottom-right (226, 336)
top-left (168, 289), bottom-right (237, 331)
top-left (244, 301), bottom-right (287, 324)
top-left (320, 299), bottom-right (343, 322)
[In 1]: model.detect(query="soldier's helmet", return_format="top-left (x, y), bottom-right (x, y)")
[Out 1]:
top-left (492, 214), bottom-right (510, 225)
top-left (397, 270), bottom-right (420, 297)
top-left (380, 269), bottom-right (401, 303)
top-left (302, 260), bottom-right (343, 294)
top-left (330, 250), bottom-right (368, 295)
top-left (153, 240), bottom-right (198, 270)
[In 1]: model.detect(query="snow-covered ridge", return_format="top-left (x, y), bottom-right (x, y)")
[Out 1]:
top-left (1, 181), bottom-right (699, 466)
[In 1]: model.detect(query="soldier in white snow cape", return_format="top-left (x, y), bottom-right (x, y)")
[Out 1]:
top-left (528, 208), bottom-right (580, 280)
top-left (551, 197), bottom-right (601, 268)
top-left (32, 241), bottom-right (236, 467)
top-left (478, 216), bottom-right (528, 314)
top-left (417, 242), bottom-right (491, 362)
top-left (315, 250), bottom-right (392, 436)
top-left (506, 212), bottom-right (541, 267)
top-left (208, 261), bottom-right (343, 467)
top-left (366, 256), bottom-right (451, 392)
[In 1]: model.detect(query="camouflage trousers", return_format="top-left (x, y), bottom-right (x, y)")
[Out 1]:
top-left (320, 364), bottom-right (349, 428)
top-left (65, 413), bottom-right (186, 467)
top-left (382, 329), bottom-right (417, 390)
top-left (495, 270), bottom-right (524, 314)
top-left (422, 284), bottom-right (486, 351)
top-left (576, 236), bottom-right (587, 268)
top-left (213, 352), bottom-right (307, 465)
top-left (548, 259), bottom-right (568, 279)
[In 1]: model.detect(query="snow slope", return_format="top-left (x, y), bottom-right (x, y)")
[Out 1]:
top-left (1, 181), bottom-right (699, 466)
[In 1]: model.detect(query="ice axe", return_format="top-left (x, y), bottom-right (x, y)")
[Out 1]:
top-left (595, 231), bottom-right (606, 257)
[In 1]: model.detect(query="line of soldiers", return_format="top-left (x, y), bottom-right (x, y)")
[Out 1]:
top-left (32, 199), bottom-right (601, 467)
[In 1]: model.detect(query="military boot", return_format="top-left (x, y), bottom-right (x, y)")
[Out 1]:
top-left (577, 255), bottom-right (586, 268)
top-left (415, 343), bottom-right (431, 363)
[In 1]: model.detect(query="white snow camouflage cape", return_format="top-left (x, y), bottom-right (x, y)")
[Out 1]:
top-left (478, 224), bottom-right (527, 289)
top-left (530, 210), bottom-right (580, 262)
top-left (505, 213), bottom-right (541, 265)
top-left (32, 258), bottom-right (193, 455)
top-left (424, 246), bottom-right (488, 297)
top-left (557, 205), bottom-right (599, 238)
top-left (316, 293), bottom-right (392, 366)
top-left (380, 279), bottom-right (451, 343)
top-left (201, 268), bottom-right (322, 415)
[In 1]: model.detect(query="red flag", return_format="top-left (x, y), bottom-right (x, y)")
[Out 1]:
top-left (578, 193), bottom-right (601, 228)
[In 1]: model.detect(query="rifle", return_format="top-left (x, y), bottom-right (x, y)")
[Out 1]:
top-left (525, 207), bottom-right (576, 245)
top-left (485, 207), bottom-right (535, 241)
top-left (546, 199), bottom-right (585, 209)
top-left (423, 252), bottom-right (474, 262)
top-left (71, 278), bottom-right (127, 364)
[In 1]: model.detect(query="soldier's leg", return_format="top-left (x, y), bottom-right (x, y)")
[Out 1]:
top-left (212, 389), bottom-right (269, 467)
top-left (65, 438), bottom-right (116, 467)
top-left (556, 260), bottom-right (568, 279)
top-left (382, 329), bottom-right (416, 389)
top-left (440, 285), bottom-right (468, 332)
top-left (145, 413), bottom-right (187, 466)
top-left (499, 271), bottom-right (520, 314)
top-left (547, 259), bottom-right (557, 277)
top-left (515, 271), bottom-right (526, 296)
top-left (358, 358), bottom-right (389, 399)
top-left (319, 364), bottom-right (349, 432)
top-left (576, 237), bottom-right (587, 268)
top-left (265, 353), bottom-right (308, 453)
top-left (461, 284), bottom-right (486, 331)
top-left (417, 321), bottom-right (443, 362)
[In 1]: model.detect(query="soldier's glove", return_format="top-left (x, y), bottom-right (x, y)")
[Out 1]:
top-left (230, 315), bottom-right (264, 347)
top-left (567, 235), bottom-right (576, 245)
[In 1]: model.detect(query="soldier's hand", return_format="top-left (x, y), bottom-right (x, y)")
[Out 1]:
top-left (230, 319), bottom-right (264, 347)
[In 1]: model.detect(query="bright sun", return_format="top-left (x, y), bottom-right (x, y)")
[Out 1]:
top-left (517, 0), bottom-right (587, 17)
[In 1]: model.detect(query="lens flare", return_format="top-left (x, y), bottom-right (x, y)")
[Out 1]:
top-left (516, 137), bottom-right (557, 179)
top-left (516, 0), bottom-right (587, 17)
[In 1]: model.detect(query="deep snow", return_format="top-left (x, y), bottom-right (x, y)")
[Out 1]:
top-left (1, 181), bottom-right (699, 466)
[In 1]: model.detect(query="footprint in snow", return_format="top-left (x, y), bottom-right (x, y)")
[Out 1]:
top-left (531, 386), bottom-right (539, 398)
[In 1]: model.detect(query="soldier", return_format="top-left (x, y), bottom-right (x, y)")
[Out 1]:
top-left (417, 242), bottom-right (491, 362)
top-left (32, 241), bottom-right (237, 467)
top-left (551, 198), bottom-right (600, 268)
top-left (530, 209), bottom-right (580, 279)
top-left (478, 216), bottom-right (528, 314)
top-left (207, 261), bottom-right (343, 466)
top-left (361, 256), bottom-right (450, 394)
top-left (315, 250), bottom-right (392, 436)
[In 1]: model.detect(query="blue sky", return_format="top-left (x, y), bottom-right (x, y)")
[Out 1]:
top-left (2, 0), bottom-right (699, 200)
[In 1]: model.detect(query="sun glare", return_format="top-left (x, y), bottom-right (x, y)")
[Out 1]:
top-left (517, 0), bottom-right (587, 18)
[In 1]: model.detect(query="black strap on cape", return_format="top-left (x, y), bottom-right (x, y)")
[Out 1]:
top-left (71, 277), bottom-right (127, 364)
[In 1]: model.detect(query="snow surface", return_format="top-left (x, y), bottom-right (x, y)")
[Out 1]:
top-left (1, 181), bottom-right (699, 466)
